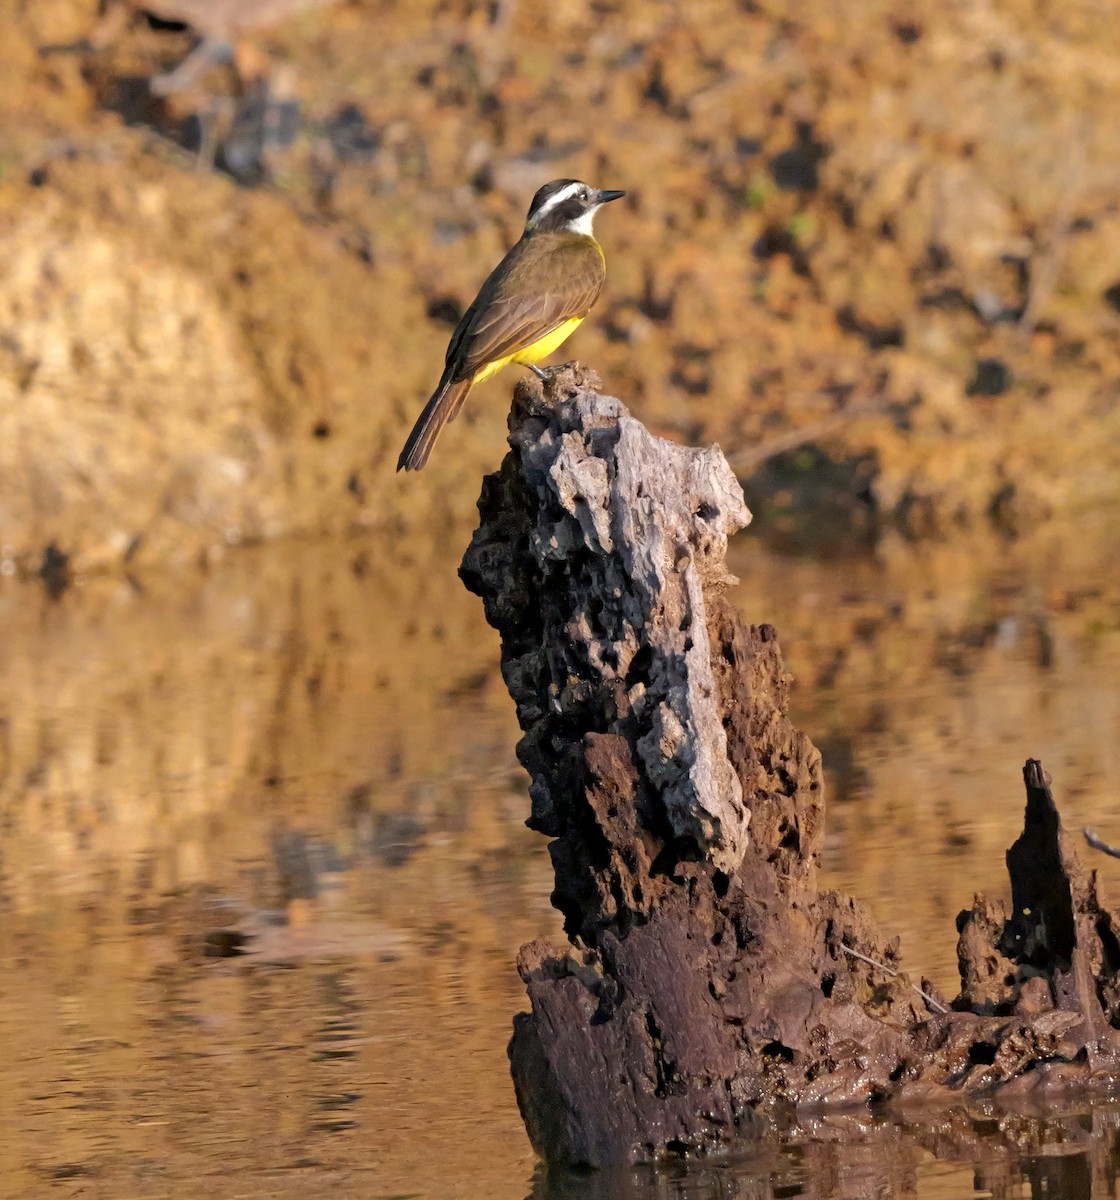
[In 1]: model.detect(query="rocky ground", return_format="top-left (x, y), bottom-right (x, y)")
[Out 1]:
top-left (2, 0), bottom-right (1120, 570)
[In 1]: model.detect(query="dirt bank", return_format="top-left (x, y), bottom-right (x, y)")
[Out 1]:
top-left (3, 0), bottom-right (1120, 568)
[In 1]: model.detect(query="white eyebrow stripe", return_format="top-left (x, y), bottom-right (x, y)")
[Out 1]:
top-left (528, 182), bottom-right (583, 226)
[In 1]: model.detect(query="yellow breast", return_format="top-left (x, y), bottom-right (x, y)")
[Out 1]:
top-left (471, 316), bottom-right (586, 384)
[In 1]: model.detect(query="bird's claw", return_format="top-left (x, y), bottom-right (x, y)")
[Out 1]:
top-left (525, 362), bottom-right (576, 384)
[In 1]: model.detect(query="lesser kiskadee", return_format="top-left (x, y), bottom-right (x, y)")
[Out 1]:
top-left (397, 178), bottom-right (625, 471)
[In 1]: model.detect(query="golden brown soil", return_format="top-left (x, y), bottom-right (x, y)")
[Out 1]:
top-left (2, 0), bottom-right (1120, 569)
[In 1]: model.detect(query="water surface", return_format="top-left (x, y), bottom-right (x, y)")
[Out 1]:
top-left (3, 515), bottom-right (1120, 1197)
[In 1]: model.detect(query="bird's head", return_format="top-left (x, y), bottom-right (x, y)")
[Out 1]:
top-left (523, 179), bottom-right (626, 236)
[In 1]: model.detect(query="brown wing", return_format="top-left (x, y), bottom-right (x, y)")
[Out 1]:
top-left (446, 232), bottom-right (606, 382)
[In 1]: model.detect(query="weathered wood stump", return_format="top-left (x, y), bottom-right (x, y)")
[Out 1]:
top-left (459, 365), bottom-right (1120, 1167)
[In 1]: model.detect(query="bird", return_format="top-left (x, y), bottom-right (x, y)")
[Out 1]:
top-left (397, 178), bottom-right (625, 472)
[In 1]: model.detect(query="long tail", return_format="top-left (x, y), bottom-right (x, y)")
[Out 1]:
top-left (396, 376), bottom-right (473, 472)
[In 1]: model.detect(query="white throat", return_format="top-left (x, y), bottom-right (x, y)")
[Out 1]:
top-left (565, 208), bottom-right (598, 237)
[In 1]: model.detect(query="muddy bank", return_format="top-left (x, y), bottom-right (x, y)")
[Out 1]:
top-left (0, 146), bottom-right (474, 572)
top-left (3, 2), bottom-right (1120, 565)
top-left (462, 369), bottom-right (1120, 1166)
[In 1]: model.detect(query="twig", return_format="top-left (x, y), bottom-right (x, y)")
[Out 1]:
top-left (839, 943), bottom-right (949, 1015)
top-left (727, 394), bottom-right (892, 476)
top-left (1084, 827), bottom-right (1120, 859)
top-left (1017, 119), bottom-right (1086, 341)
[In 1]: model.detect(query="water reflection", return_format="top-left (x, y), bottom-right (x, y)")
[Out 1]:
top-left (1, 515), bottom-right (1119, 1197)
top-left (536, 1103), bottom-right (1120, 1198)
top-left (739, 515), bottom-right (1120, 993)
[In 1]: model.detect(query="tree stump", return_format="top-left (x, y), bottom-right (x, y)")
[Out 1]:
top-left (459, 365), bottom-right (1120, 1167)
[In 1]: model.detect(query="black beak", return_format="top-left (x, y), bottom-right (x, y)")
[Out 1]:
top-left (595, 189), bottom-right (626, 204)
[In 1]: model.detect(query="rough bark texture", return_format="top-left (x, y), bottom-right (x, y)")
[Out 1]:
top-left (460, 366), bottom-right (1120, 1167)
top-left (953, 761), bottom-right (1120, 1066)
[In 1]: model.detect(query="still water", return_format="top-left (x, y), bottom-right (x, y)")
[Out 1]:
top-left (2, 513), bottom-right (1120, 1198)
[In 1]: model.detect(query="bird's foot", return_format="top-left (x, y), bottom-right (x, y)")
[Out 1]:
top-left (517, 362), bottom-right (578, 418)
top-left (524, 361), bottom-right (577, 384)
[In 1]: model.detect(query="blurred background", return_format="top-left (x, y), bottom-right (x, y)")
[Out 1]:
top-left (2, 0), bottom-right (1120, 1196)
